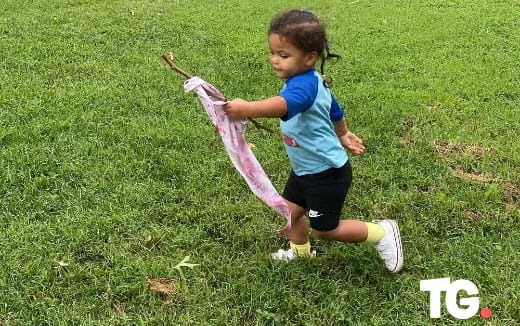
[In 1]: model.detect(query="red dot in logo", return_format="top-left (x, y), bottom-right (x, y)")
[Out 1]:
top-left (480, 307), bottom-right (492, 319)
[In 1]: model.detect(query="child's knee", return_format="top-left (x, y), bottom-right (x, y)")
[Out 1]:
top-left (291, 214), bottom-right (308, 227)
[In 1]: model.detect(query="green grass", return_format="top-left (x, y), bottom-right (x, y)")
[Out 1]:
top-left (1, 0), bottom-right (519, 324)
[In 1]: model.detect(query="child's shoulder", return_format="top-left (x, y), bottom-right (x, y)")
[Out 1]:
top-left (284, 70), bottom-right (321, 95)
top-left (280, 70), bottom-right (325, 116)
top-left (287, 69), bottom-right (319, 85)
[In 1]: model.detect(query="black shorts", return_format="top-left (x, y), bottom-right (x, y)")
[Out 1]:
top-left (282, 161), bottom-right (352, 232)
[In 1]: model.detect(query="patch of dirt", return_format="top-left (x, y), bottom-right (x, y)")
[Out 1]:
top-left (397, 136), bottom-right (414, 147)
top-left (505, 204), bottom-right (519, 216)
top-left (435, 141), bottom-right (492, 161)
top-left (464, 210), bottom-right (484, 224)
top-left (451, 169), bottom-right (500, 183)
top-left (113, 303), bottom-right (125, 316)
top-left (504, 182), bottom-right (520, 203)
top-left (427, 104), bottom-right (442, 111)
top-left (146, 278), bottom-right (177, 298)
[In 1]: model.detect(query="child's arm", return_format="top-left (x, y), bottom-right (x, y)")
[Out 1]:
top-left (224, 97), bottom-right (287, 120)
top-left (333, 117), bottom-right (366, 155)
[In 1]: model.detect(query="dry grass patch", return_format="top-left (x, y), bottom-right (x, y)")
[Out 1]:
top-left (450, 169), bottom-right (500, 183)
top-left (464, 210), bottom-right (484, 224)
top-left (113, 303), bottom-right (125, 316)
top-left (146, 278), bottom-right (177, 299)
top-left (397, 136), bottom-right (414, 147)
top-left (427, 104), bottom-right (442, 111)
top-left (504, 182), bottom-right (520, 203)
top-left (436, 140), bottom-right (501, 185)
top-left (435, 140), bottom-right (492, 162)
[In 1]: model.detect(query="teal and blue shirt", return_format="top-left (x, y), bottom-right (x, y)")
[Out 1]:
top-left (279, 69), bottom-right (348, 176)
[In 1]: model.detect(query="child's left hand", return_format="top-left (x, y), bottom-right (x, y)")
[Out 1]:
top-left (339, 132), bottom-right (366, 155)
top-left (224, 99), bottom-right (251, 120)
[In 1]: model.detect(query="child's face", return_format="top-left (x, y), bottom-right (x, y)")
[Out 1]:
top-left (268, 33), bottom-right (318, 79)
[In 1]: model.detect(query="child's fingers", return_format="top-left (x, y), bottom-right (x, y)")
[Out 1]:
top-left (347, 143), bottom-right (365, 155)
top-left (223, 103), bottom-right (234, 116)
top-left (350, 134), bottom-right (363, 144)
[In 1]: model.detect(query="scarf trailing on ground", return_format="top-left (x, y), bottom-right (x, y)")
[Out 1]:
top-left (184, 77), bottom-right (291, 232)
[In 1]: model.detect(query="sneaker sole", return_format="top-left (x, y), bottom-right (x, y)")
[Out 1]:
top-left (387, 220), bottom-right (403, 273)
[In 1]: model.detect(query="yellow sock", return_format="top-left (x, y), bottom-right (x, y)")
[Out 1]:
top-left (365, 222), bottom-right (385, 243)
top-left (290, 241), bottom-right (311, 257)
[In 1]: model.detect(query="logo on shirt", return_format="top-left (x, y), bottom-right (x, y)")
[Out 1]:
top-left (283, 134), bottom-right (299, 147)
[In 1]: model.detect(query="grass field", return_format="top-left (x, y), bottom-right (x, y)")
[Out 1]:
top-left (1, 0), bottom-right (519, 324)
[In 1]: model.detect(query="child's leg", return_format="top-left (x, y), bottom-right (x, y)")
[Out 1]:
top-left (281, 163), bottom-right (403, 271)
top-left (285, 199), bottom-right (308, 245)
top-left (311, 220), bottom-right (385, 243)
top-left (276, 171), bottom-right (314, 258)
top-left (283, 199), bottom-right (315, 257)
top-left (271, 200), bottom-right (312, 259)
top-left (313, 218), bottom-right (403, 273)
top-left (303, 162), bottom-right (384, 244)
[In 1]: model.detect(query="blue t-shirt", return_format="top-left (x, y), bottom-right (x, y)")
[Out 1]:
top-left (279, 69), bottom-right (348, 176)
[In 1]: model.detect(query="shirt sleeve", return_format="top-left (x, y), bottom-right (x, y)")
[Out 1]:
top-left (330, 94), bottom-right (344, 121)
top-left (279, 71), bottom-right (318, 121)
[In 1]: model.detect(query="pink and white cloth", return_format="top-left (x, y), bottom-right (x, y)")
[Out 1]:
top-left (184, 77), bottom-right (291, 232)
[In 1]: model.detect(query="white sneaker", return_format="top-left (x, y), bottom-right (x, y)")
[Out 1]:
top-left (271, 248), bottom-right (316, 261)
top-left (373, 220), bottom-right (403, 273)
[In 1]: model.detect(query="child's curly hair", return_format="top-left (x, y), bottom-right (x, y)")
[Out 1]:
top-left (268, 9), bottom-right (340, 78)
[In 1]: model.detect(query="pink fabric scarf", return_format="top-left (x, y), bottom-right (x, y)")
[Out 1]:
top-left (184, 77), bottom-right (291, 232)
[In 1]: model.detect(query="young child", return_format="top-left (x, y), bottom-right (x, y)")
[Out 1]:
top-left (224, 9), bottom-right (403, 273)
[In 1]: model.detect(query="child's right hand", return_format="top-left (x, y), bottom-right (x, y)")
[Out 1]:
top-left (224, 99), bottom-right (251, 120)
top-left (339, 132), bottom-right (366, 155)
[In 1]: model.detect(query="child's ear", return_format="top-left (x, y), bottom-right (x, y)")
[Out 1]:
top-left (305, 51), bottom-right (319, 66)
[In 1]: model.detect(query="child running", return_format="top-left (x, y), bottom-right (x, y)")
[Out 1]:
top-left (224, 9), bottom-right (403, 273)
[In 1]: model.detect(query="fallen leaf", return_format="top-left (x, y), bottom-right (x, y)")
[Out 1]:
top-left (55, 260), bottom-right (69, 267)
top-left (174, 256), bottom-right (199, 270)
top-left (174, 256), bottom-right (199, 279)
